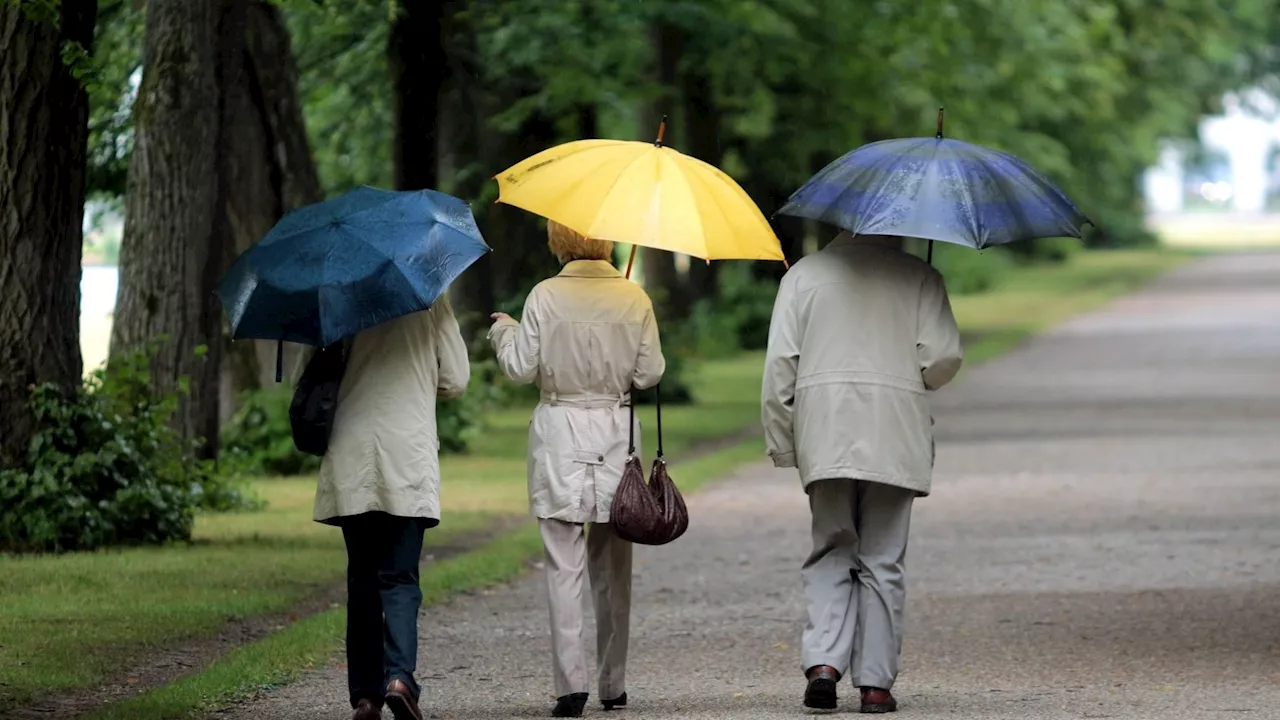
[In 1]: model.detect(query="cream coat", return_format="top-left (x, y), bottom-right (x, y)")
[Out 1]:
top-left (488, 260), bottom-right (665, 523)
top-left (314, 295), bottom-right (470, 525)
top-left (762, 233), bottom-right (962, 496)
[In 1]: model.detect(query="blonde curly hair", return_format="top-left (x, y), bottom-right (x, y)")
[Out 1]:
top-left (547, 221), bottom-right (614, 264)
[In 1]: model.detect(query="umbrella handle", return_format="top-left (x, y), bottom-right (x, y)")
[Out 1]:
top-left (625, 245), bottom-right (637, 279)
top-left (927, 239), bottom-right (934, 265)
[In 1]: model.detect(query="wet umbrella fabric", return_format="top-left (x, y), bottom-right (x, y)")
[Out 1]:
top-left (777, 136), bottom-right (1090, 250)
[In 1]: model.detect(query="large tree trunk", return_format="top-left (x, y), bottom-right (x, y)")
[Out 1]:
top-left (0, 0), bottom-right (98, 468)
top-left (223, 0), bottom-right (323, 403)
top-left (389, 0), bottom-right (446, 191)
top-left (642, 21), bottom-right (687, 317)
top-left (112, 0), bottom-right (244, 458)
top-left (680, 64), bottom-right (723, 303)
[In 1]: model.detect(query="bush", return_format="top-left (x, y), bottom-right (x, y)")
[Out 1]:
top-left (0, 347), bottom-right (260, 554)
top-left (221, 385), bottom-right (320, 477)
top-left (928, 241), bottom-right (1014, 295)
top-left (676, 264), bottom-right (780, 359)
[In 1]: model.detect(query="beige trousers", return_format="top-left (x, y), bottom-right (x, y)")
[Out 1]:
top-left (801, 479), bottom-right (914, 690)
top-left (539, 518), bottom-right (632, 699)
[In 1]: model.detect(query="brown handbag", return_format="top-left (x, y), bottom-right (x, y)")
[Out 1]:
top-left (610, 384), bottom-right (689, 545)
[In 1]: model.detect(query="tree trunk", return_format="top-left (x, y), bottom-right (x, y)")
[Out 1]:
top-left (0, 0), bottom-right (98, 468)
top-left (111, 0), bottom-right (243, 458)
top-left (642, 20), bottom-right (687, 318)
top-left (224, 0), bottom-right (323, 401)
top-left (680, 64), bottom-right (722, 303)
top-left (389, 0), bottom-right (446, 192)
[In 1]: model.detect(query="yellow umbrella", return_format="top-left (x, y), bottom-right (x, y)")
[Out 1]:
top-left (494, 121), bottom-right (785, 274)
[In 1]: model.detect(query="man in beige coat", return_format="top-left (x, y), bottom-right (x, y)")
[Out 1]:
top-left (762, 232), bottom-right (962, 713)
top-left (314, 296), bottom-right (470, 720)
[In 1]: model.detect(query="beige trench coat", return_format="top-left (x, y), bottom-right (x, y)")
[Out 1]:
top-left (761, 233), bottom-right (963, 496)
top-left (314, 296), bottom-right (470, 525)
top-left (488, 260), bottom-right (665, 523)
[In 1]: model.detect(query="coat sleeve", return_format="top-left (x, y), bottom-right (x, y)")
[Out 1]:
top-left (488, 289), bottom-right (541, 384)
top-left (632, 297), bottom-right (666, 390)
top-left (917, 270), bottom-right (963, 391)
top-left (433, 294), bottom-right (471, 398)
top-left (761, 272), bottom-right (800, 468)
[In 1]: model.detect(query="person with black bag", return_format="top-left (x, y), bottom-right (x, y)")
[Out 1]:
top-left (488, 222), bottom-right (665, 718)
top-left (306, 295), bottom-right (470, 720)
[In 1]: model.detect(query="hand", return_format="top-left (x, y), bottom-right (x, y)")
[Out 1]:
top-left (490, 312), bottom-right (513, 324)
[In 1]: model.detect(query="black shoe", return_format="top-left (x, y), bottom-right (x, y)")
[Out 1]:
top-left (803, 665), bottom-right (840, 710)
top-left (602, 692), bottom-right (627, 711)
top-left (553, 692), bottom-right (589, 718)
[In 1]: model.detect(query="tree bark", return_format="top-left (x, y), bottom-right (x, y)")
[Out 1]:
top-left (389, 0), bottom-right (446, 192)
top-left (642, 20), bottom-right (687, 317)
top-left (0, 0), bottom-right (98, 468)
top-left (111, 0), bottom-right (243, 458)
top-left (224, 0), bottom-right (323, 401)
top-left (680, 64), bottom-right (722, 303)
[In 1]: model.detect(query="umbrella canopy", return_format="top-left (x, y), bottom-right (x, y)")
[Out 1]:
top-left (777, 129), bottom-right (1091, 251)
top-left (494, 133), bottom-right (784, 263)
top-left (217, 186), bottom-right (489, 350)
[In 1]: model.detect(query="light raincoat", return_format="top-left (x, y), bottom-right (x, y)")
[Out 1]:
top-left (488, 260), bottom-right (665, 523)
top-left (762, 233), bottom-right (963, 496)
top-left (314, 296), bottom-right (470, 525)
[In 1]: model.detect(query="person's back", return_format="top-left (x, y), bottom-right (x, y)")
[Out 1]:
top-left (763, 232), bottom-right (960, 493)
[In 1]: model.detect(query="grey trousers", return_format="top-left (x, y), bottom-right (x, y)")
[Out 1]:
top-left (539, 518), bottom-right (632, 699)
top-left (801, 479), bottom-right (915, 690)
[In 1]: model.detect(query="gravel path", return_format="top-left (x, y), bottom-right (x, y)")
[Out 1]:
top-left (219, 253), bottom-right (1280, 719)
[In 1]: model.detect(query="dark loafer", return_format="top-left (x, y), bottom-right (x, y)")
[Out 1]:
top-left (602, 692), bottom-right (627, 710)
top-left (352, 698), bottom-right (381, 720)
top-left (385, 679), bottom-right (424, 720)
top-left (553, 692), bottom-right (589, 717)
top-left (804, 665), bottom-right (840, 710)
top-left (859, 687), bottom-right (898, 714)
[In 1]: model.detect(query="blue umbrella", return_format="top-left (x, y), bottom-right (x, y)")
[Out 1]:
top-left (217, 186), bottom-right (490, 379)
top-left (777, 110), bottom-right (1091, 260)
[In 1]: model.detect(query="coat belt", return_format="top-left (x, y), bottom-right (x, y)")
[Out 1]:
top-left (539, 390), bottom-right (629, 409)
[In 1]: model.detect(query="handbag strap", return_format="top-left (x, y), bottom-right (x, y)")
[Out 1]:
top-left (627, 383), bottom-right (664, 459)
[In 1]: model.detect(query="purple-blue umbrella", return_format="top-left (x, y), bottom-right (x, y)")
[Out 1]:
top-left (777, 109), bottom-right (1091, 262)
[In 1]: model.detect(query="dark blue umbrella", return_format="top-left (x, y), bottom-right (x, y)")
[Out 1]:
top-left (777, 110), bottom-right (1091, 260)
top-left (217, 186), bottom-right (490, 379)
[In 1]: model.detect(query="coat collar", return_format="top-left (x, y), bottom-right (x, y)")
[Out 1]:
top-left (558, 259), bottom-right (624, 279)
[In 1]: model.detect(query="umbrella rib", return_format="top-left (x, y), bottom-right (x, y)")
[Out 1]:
top-left (581, 146), bottom-right (658, 243)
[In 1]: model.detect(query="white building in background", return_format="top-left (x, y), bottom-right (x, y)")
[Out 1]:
top-left (1144, 87), bottom-right (1280, 215)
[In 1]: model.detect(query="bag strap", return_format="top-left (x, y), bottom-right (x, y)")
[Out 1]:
top-left (627, 383), bottom-right (664, 459)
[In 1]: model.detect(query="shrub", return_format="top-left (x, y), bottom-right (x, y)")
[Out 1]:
top-left (221, 385), bottom-right (320, 477)
top-left (928, 241), bottom-right (1014, 295)
top-left (0, 346), bottom-right (260, 554)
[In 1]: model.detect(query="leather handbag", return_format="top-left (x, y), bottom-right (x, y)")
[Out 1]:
top-left (610, 384), bottom-right (690, 545)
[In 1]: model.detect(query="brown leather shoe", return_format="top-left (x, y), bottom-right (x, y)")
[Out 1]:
top-left (385, 679), bottom-right (423, 720)
top-left (859, 687), bottom-right (898, 713)
top-left (804, 665), bottom-right (840, 710)
top-left (352, 698), bottom-right (381, 720)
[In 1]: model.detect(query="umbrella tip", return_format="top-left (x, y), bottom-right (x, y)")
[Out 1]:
top-left (936, 107), bottom-right (945, 139)
top-left (655, 115), bottom-right (667, 147)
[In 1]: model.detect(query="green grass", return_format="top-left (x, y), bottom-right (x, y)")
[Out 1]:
top-left (7, 247), bottom-right (1183, 715)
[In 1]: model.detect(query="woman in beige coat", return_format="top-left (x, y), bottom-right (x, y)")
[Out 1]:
top-left (489, 222), bottom-right (665, 718)
top-left (314, 296), bottom-right (470, 720)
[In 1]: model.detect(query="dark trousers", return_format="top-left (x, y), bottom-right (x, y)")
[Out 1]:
top-left (341, 511), bottom-right (429, 708)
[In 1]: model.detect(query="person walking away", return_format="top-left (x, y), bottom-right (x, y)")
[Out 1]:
top-left (489, 221), bottom-right (665, 718)
top-left (761, 232), bottom-right (962, 713)
top-left (313, 295), bottom-right (470, 720)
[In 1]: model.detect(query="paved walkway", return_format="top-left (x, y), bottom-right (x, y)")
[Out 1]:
top-left (222, 253), bottom-right (1280, 719)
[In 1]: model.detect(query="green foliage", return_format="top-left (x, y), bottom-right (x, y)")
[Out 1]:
top-left (0, 346), bottom-right (260, 554)
top-left (679, 264), bottom-right (779, 358)
top-left (221, 386), bottom-right (320, 477)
